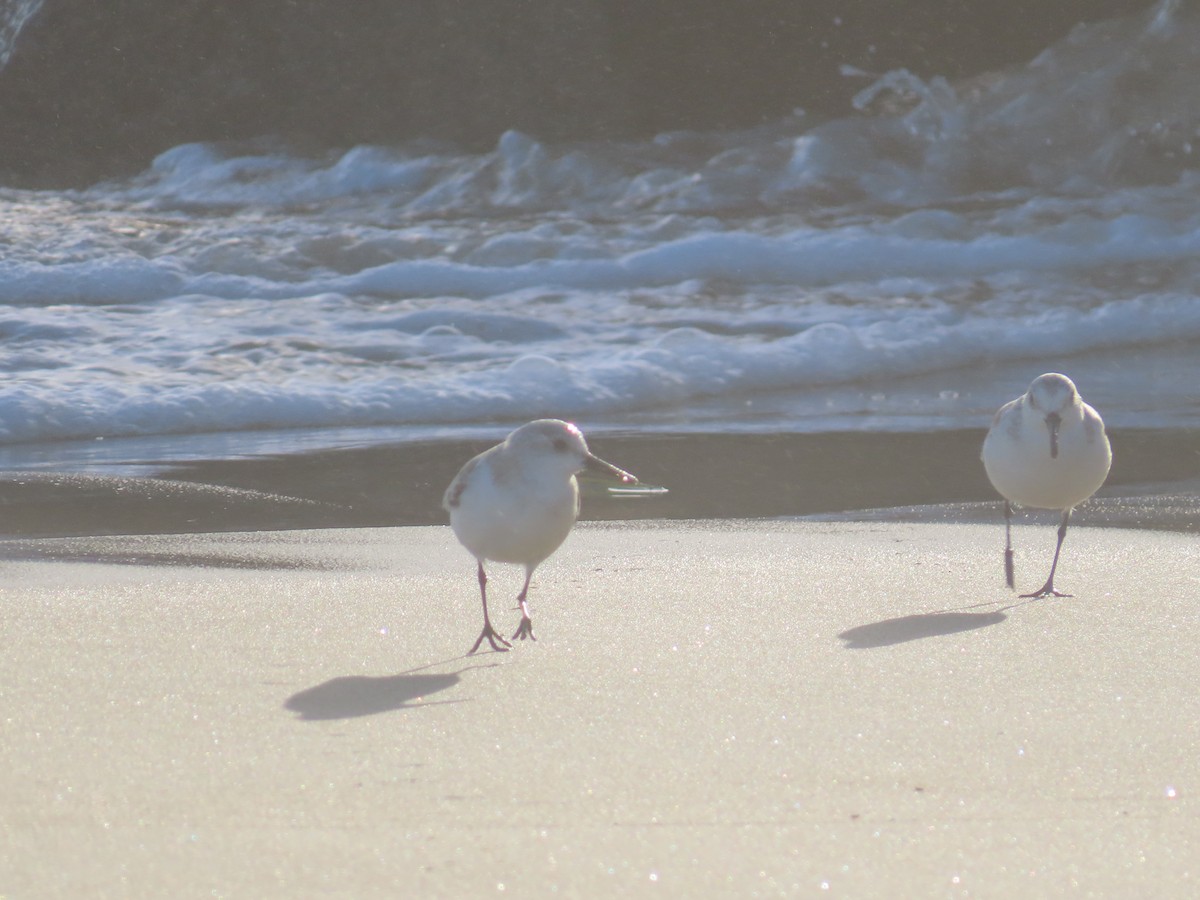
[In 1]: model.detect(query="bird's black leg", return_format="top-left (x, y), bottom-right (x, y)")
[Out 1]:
top-left (511, 569), bottom-right (536, 642)
top-left (1003, 500), bottom-right (1015, 590)
top-left (1021, 509), bottom-right (1073, 599)
top-left (469, 561), bottom-right (511, 654)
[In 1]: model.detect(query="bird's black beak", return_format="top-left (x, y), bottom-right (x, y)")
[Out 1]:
top-left (1045, 411), bottom-right (1061, 459)
top-left (583, 453), bottom-right (638, 485)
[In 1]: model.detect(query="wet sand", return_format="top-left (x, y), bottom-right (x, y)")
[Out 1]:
top-left (1, 427), bottom-right (1197, 537)
top-left (2, 519), bottom-right (1198, 897)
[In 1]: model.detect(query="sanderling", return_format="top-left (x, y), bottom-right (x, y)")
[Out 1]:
top-left (443, 419), bottom-right (638, 653)
top-left (981, 373), bottom-right (1112, 597)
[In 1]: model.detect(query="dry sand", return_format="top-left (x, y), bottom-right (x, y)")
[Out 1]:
top-left (1, 519), bottom-right (1197, 897)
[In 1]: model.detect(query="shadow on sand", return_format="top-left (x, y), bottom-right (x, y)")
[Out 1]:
top-left (838, 609), bottom-right (1011, 649)
top-left (285, 657), bottom-right (501, 720)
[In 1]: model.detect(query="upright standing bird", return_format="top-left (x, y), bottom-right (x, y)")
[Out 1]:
top-left (443, 419), bottom-right (638, 653)
top-left (981, 373), bottom-right (1112, 597)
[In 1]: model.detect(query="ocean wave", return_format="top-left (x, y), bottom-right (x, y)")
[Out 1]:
top-left (0, 0), bottom-right (1197, 445)
top-left (97, 1), bottom-right (1200, 214)
top-left (1, 282), bottom-right (1198, 444)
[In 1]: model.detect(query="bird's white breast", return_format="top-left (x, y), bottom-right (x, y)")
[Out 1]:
top-left (982, 401), bottom-right (1111, 511)
top-left (448, 448), bottom-right (580, 566)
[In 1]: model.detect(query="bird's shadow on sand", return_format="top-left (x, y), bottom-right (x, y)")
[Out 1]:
top-left (284, 655), bottom-right (502, 720)
top-left (838, 599), bottom-right (1038, 649)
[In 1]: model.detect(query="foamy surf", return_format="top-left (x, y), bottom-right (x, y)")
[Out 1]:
top-left (0, 0), bottom-right (1197, 448)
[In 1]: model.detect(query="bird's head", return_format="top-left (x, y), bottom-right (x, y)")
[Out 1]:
top-left (1025, 373), bottom-right (1080, 459)
top-left (506, 419), bottom-right (637, 484)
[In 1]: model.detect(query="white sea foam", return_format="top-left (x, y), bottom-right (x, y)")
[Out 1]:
top-left (0, 0), bottom-right (1198, 446)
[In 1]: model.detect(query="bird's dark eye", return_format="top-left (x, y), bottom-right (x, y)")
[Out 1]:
top-left (552, 438), bottom-right (569, 452)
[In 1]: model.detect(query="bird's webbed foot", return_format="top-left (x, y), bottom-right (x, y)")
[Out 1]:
top-left (511, 616), bottom-right (536, 642)
top-left (1019, 584), bottom-right (1072, 599)
top-left (469, 622), bottom-right (512, 654)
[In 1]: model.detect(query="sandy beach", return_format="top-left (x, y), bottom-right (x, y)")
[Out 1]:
top-left (2, 517), bottom-right (1197, 897)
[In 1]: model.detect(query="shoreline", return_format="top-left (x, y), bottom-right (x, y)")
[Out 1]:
top-left (0, 427), bottom-right (1196, 539)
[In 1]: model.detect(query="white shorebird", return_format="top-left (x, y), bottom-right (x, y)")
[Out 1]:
top-left (981, 373), bottom-right (1112, 598)
top-left (443, 419), bottom-right (638, 653)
